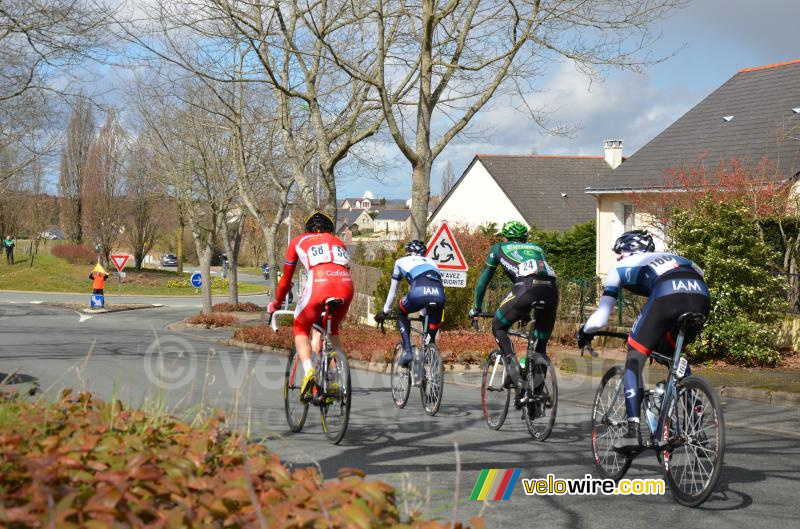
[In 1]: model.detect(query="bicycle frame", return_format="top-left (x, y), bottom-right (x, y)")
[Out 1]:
top-left (380, 311), bottom-right (431, 380)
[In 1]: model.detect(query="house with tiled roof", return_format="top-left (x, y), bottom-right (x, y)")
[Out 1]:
top-left (587, 59), bottom-right (800, 275)
top-left (429, 146), bottom-right (619, 232)
top-left (373, 209), bottom-right (412, 240)
top-left (336, 209), bottom-right (373, 235)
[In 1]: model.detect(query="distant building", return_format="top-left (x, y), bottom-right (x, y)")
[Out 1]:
top-left (336, 209), bottom-right (374, 236)
top-left (373, 209), bottom-right (411, 240)
top-left (429, 150), bottom-right (615, 231)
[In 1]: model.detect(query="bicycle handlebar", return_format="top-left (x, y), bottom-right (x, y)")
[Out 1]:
top-left (268, 310), bottom-right (295, 332)
top-left (583, 330), bottom-right (628, 358)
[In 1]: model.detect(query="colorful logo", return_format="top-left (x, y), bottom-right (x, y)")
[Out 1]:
top-left (469, 469), bottom-right (521, 501)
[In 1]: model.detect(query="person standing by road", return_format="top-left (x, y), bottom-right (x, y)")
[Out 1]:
top-left (89, 264), bottom-right (109, 295)
top-left (4, 235), bottom-right (15, 264)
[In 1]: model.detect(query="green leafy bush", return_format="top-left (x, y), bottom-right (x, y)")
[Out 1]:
top-left (671, 199), bottom-right (786, 366)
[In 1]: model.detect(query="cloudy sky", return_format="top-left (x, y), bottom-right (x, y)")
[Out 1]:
top-left (340, 0), bottom-right (800, 200)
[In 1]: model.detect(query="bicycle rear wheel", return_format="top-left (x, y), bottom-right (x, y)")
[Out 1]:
top-left (661, 375), bottom-right (725, 507)
top-left (420, 344), bottom-right (444, 416)
top-left (391, 343), bottom-right (411, 408)
top-left (523, 352), bottom-right (558, 441)
top-left (481, 350), bottom-right (510, 430)
top-left (320, 348), bottom-right (351, 445)
top-left (591, 366), bottom-right (633, 480)
top-left (284, 348), bottom-right (308, 432)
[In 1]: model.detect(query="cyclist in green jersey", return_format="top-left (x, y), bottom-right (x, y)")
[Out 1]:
top-left (469, 221), bottom-right (559, 403)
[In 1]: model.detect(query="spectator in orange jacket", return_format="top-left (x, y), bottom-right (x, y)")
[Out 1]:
top-left (90, 268), bottom-right (109, 295)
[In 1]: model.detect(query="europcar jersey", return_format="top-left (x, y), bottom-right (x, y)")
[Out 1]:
top-left (486, 241), bottom-right (556, 281)
top-left (603, 252), bottom-right (704, 298)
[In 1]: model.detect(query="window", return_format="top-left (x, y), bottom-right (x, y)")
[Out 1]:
top-left (623, 204), bottom-right (635, 231)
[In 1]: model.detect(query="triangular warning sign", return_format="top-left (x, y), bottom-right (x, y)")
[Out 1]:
top-left (110, 255), bottom-right (130, 272)
top-left (425, 223), bottom-right (468, 271)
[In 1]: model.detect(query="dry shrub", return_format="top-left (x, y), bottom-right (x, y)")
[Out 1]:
top-left (186, 313), bottom-right (239, 328)
top-left (52, 243), bottom-right (96, 265)
top-left (0, 390), bottom-right (483, 528)
top-left (212, 302), bottom-right (263, 313)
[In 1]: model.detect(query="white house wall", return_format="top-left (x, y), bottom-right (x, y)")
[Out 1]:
top-left (429, 160), bottom-right (526, 230)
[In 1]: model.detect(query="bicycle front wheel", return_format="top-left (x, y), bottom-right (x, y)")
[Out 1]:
top-left (391, 343), bottom-right (411, 408)
top-left (320, 348), bottom-right (351, 445)
top-left (284, 348), bottom-right (308, 432)
top-left (420, 344), bottom-right (444, 416)
top-left (661, 375), bottom-right (725, 507)
top-left (481, 350), bottom-right (510, 430)
top-left (591, 366), bottom-right (633, 480)
top-left (523, 353), bottom-right (558, 441)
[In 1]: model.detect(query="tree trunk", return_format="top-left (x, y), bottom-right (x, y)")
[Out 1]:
top-left (409, 159), bottom-right (432, 240)
top-left (224, 219), bottom-right (244, 306)
top-left (263, 224), bottom-right (280, 298)
top-left (194, 237), bottom-right (213, 315)
top-left (177, 220), bottom-right (184, 274)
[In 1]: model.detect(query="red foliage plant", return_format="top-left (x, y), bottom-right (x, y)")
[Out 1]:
top-left (629, 156), bottom-right (791, 226)
top-left (212, 302), bottom-right (263, 313)
top-left (0, 390), bottom-right (483, 528)
top-left (187, 313), bottom-right (239, 328)
top-left (52, 243), bottom-right (96, 265)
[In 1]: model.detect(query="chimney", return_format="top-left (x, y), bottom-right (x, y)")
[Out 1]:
top-left (604, 139), bottom-right (623, 169)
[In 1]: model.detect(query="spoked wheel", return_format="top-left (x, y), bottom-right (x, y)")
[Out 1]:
top-left (420, 344), bottom-right (444, 416)
top-left (481, 350), bottom-right (510, 430)
top-left (661, 375), bottom-right (725, 507)
top-left (391, 343), bottom-right (411, 408)
top-left (320, 348), bottom-right (351, 445)
top-left (284, 349), bottom-right (308, 432)
top-left (523, 353), bottom-right (558, 441)
top-left (591, 366), bottom-right (633, 480)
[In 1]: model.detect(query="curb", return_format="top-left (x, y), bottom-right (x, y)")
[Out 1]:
top-left (214, 338), bottom-right (799, 408)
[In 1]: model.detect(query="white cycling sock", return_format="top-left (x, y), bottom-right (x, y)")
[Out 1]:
top-left (303, 359), bottom-right (313, 375)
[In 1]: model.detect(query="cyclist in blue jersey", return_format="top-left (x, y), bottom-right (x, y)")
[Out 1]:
top-left (375, 240), bottom-right (446, 366)
top-left (579, 230), bottom-right (710, 452)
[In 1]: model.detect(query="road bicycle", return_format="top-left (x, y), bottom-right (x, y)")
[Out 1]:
top-left (269, 298), bottom-right (352, 445)
top-left (379, 305), bottom-right (444, 416)
top-left (475, 308), bottom-right (557, 441)
top-left (587, 312), bottom-right (725, 506)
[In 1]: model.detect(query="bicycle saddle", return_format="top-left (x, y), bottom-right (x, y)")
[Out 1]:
top-left (677, 312), bottom-right (706, 329)
top-left (325, 297), bottom-right (345, 309)
top-left (426, 302), bottom-right (439, 309)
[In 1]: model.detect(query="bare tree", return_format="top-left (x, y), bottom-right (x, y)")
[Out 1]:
top-left (322, 0), bottom-right (686, 238)
top-left (440, 160), bottom-right (455, 197)
top-left (125, 137), bottom-right (162, 270)
top-left (83, 110), bottom-right (126, 267)
top-left (59, 93), bottom-right (95, 243)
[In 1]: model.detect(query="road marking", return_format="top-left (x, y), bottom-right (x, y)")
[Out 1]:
top-left (77, 311), bottom-right (94, 323)
top-left (28, 301), bottom-right (43, 304)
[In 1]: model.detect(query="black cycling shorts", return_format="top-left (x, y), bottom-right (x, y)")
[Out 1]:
top-left (496, 276), bottom-right (558, 338)
top-left (629, 274), bottom-right (710, 355)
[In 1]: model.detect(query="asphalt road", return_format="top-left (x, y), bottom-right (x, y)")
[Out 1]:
top-left (0, 300), bottom-right (798, 528)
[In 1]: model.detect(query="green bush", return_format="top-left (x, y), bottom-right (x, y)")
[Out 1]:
top-left (670, 199), bottom-right (786, 366)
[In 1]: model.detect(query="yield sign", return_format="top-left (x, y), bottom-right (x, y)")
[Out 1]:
top-left (425, 223), bottom-right (468, 271)
top-left (110, 255), bottom-right (130, 272)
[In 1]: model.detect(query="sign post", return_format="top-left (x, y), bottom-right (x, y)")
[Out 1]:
top-left (425, 223), bottom-right (469, 288)
top-left (110, 255), bottom-right (130, 302)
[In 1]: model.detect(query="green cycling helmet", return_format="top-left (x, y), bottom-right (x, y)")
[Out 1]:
top-left (501, 220), bottom-right (528, 240)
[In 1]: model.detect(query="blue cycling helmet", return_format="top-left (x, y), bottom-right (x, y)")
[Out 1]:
top-left (405, 239), bottom-right (426, 255)
top-left (613, 230), bottom-right (655, 255)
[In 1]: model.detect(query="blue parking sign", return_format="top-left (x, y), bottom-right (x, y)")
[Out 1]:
top-left (90, 294), bottom-right (104, 309)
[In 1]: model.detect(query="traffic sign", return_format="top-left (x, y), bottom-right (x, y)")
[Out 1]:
top-left (110, 255), bottom-right (130, 272)
top-left (190, 272), bottom-right (202, 288)
top-left (425, 223), bottom-right (468, 271)
top-left (439, 270), bottom-right (467, 288)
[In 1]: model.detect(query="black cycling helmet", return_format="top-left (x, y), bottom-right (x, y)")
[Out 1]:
top-left (304, 210), bottom-right (335, 233)
top-left (613, 229), bottom-right (655, 255)
top-left (405, 239), bottom-right (426, 255)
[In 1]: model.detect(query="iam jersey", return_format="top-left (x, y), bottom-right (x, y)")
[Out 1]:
top-left (383, 255), bottom-right (442, 313)
top-left (603, 252), bottom-right (707, 299)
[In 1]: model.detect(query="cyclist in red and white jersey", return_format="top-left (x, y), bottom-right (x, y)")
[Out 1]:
top-left (267, 211), bottom-right (354, 395)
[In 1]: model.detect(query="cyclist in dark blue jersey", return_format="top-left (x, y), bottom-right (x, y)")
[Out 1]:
top-left (375, 240), bottom-right (445, 366)
top-left (579, 230), bottom-right (710, 452)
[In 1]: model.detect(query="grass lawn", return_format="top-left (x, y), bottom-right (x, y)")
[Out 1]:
top-left (0, 254), bottom-right (265, 296)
